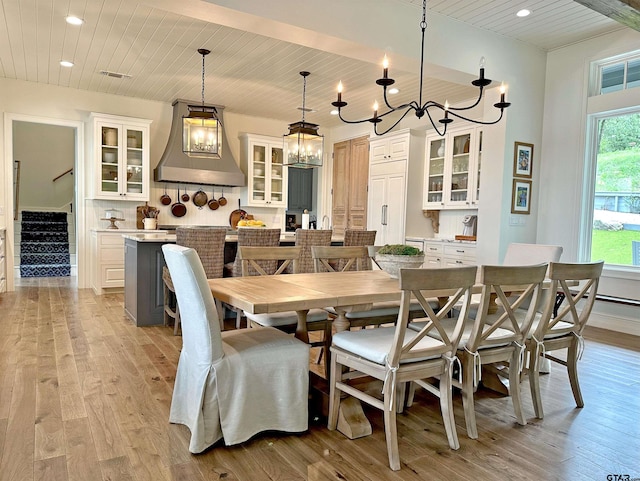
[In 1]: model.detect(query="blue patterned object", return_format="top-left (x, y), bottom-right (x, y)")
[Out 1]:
top-left (20, 211), bottom-right (71, 277)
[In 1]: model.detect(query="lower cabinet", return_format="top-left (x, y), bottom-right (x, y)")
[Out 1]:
top-left (91, 230), bottom-right (128, 294)
top-left (424, 240), bottom-right (476, 267)
top-left (124, 238), bottom-right (171, 326)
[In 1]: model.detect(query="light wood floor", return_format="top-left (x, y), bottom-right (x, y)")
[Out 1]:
top-left (1, 278), bottom-right (639, 481)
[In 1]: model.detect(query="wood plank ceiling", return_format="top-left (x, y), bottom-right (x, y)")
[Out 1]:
top-left (0, 0), bottom-right (632, 128)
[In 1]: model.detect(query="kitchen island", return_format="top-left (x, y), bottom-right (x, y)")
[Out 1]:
top-left (123, 230), bottom-right (344, 327)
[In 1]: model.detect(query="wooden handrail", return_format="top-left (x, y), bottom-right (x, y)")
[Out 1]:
top-left (53, 168), bottom-right (73, 182)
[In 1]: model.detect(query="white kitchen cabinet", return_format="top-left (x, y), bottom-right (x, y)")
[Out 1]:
top-left (90, 113), bottom-right (152, 201)
top-left (442, 243), bottom-right (477, 267)
top-left (423, 240), bottom-right (444, 267)
top-left (423, 127), bottom-right (482, 210)
top-left (91, 230), bottom-right (126, 294)
top-left (240, 133), bottom-right (288, 208)
top-left (370, 134), bottom-right (409, 163)
top-left (423, 240), bottom-right (476, 267)
top-left (367, 129), bottom-right (424, 245)
top-left (369, 160), bottom-right (407, 245)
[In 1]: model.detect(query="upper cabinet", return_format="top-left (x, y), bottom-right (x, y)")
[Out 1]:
top-left (423, 127), bottom-right (482, 210)
top-left (89, 113), bottom-right (152, 201)
top-left (370, 134), bottom-right (410, 163)
top-left (240, 134), bottom-right (288, 208)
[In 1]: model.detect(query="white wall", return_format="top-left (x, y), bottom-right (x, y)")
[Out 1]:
top-left (13, 122), bottom-right (75, 210)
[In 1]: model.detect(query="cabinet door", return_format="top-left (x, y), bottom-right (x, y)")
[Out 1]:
top-left (124, 127), bottom-right (145, 197)
top-left (332, 136), bottom-right (369, 235)
top-left (368, 175), bottom-right (386, 236)
top-left (98, 122), bottom-right (122, 198)
top-left (448, 132), bottom-right (471, 207)
top-left (249, 143), bottom-right (267, 204)
top-left (470, 130), bottom-right (482, 206)
top-left (267, 144), bottom-right (286, 206)
top-left (423, 136), bottom-right (446, 208)
top-left (384, 171), bottom-right (407, 244)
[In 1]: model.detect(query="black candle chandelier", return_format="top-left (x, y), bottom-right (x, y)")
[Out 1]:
top-left (331, 0), bottom-right (511, 136)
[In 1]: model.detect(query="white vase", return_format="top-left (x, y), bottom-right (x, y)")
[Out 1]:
top-left (437, 142), bottom-right (445, 157)
top-left (375, 254), bottom-right (425, 279)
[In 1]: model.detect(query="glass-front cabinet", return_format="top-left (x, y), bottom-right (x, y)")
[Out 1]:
top-left (90, 113), bottom-right (151, 201)
top-left (423, 127), bottom-right (482, 210)
top-left (240, 134), bottom-right (288, 207)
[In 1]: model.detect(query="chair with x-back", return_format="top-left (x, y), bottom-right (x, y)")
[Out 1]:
top-left (238, 245), bottom-right (332, 373)
top-left (525, 261), bottom-right (603, 419)
top-left (328, 265), bottom-right (477, 471)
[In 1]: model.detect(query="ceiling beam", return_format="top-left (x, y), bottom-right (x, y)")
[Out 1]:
top-left (573, 0), bottom-right (640, 30)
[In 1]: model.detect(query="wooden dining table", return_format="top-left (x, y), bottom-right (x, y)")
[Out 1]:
top-left (207, 268), bottom-right (565, 439)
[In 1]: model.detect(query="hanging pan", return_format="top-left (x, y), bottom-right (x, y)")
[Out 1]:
top-left (181, 186), bottom-right (190, 202)
top-left (218, 188), bottom-right (227, 206)
top-left (208, 186), bottom-right (219, 210)
top-left (171, 187), bottom-right (187, 217)
top-left (192, 187), bottom-right (208, 209)
top-left (160, 184), bottom-right (171, 205)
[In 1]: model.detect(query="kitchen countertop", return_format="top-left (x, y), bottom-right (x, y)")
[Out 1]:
top-left (408, 237), bottom-right (477, 245)
top-left (122, 231), bottom-right (345, 244)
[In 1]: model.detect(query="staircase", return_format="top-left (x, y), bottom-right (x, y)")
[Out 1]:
top-left (19, 211), bottom-right (71, 277)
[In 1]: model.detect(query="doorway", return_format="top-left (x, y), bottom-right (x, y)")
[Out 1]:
top-left (3, 114), bottom-right (85, 291)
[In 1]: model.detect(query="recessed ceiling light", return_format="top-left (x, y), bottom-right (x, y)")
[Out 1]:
top-left (60, 60), bottom-right (74, 68)
top-left (388, 87), bottom-right (400, 95)
top-left (330, 109), bottom-right (339, 116)
top-left (516, 9), bottom-right (531, 17)
top-left (65, 15), bottom-right (84, 25)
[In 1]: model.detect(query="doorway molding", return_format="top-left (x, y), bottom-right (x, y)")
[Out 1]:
top-left (3, 113), bottom-right (85, 291)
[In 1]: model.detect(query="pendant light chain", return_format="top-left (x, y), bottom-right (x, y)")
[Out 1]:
top-left (301, 73), bottom-right (307, 125)
top-left (201, 51), bottom-right (206, 108)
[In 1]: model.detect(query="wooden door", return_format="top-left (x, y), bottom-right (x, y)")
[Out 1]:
top-left (331, 136), bottom-right (369, 236)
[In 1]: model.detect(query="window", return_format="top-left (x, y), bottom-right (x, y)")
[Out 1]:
top-left (596, 55), bottom-right (640, 95)
top-left (584, 51), bottom-right (640, 268)
top-left (589, 111), bottom-right (640, 267)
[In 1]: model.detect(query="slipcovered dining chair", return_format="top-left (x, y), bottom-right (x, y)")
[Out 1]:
top-left (525, 261), bottom-right (604, 419)
top-left (328, 266), bottom-right (477, 471)
top-left (162, 244), bottom-right (309, 453)
top-left (163, 227), bottom-right (227, 335)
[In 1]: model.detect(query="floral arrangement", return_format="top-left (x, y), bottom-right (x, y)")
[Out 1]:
top-left (377, 244), bottom-right (424, 256)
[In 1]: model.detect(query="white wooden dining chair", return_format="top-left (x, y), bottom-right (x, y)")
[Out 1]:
top-left (525, 261), bottom-right (604, 419)
top-left (162, 244), bottom-right (309, 453)
top-left (456, 264), bottom-right (547, 438)
top-left (328, 266), bottom-right (477, 471)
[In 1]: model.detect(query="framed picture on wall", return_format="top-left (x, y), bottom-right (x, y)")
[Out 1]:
top-left (511, 179), bottom-right (532, 215)
top-left (513, 141), bottom-right (534, 178)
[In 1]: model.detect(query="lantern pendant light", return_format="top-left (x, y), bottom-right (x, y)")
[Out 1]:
top-left (183, 48), bottom-right (222, 158)
top-left (284, 71), bottom-right (324, 168)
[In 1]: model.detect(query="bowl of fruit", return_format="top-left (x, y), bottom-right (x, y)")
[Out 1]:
top-left (236, 219), bottom-right (266, 228)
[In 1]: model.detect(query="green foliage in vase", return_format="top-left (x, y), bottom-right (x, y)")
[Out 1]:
top-left (377, 244), bottom-right (424, 256)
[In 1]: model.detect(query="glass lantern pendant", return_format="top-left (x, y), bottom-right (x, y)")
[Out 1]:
top-left (183, 48), bottom-right (223, 158)
top-left (284, 71), bottom-right (324, 168)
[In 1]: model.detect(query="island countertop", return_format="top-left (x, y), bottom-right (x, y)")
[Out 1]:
top-left (122, 232), bottom-right (344, 244)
